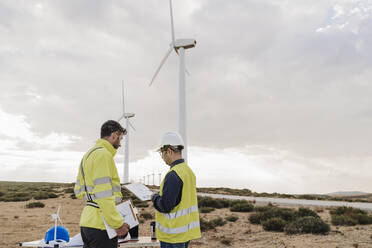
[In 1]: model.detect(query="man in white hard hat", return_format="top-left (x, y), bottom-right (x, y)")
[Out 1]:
top-left (151, 132), bottom-right (201, 248)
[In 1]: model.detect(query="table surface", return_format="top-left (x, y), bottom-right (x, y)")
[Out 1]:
top-left (20, 236), bottom-right (160, 248)
top-left (119, 237), bottom-right (160, 247)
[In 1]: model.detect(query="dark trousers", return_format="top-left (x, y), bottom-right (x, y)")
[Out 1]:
top-left (80, 226), bottom-right (118, 248)
top-left (160, 241), bottom-right (190, 248)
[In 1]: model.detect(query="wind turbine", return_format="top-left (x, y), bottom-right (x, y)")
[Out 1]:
top-left (118, 81), bottom-right (135, 184)
top-left (149, 0), bottom-right (196, 162)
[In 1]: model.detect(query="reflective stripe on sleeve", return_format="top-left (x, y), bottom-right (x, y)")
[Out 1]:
top-left (94, 177), bottom-right (111, 185)
top-left (74, 185), bottom-right (94, 195)
top-left (113, 185), bottom-right (121, 192)
top-left (156, 221), bottom-right (200, 234)
top-left (161, 205), bottom-right (198, 220)
top-left (115, 196), bottom-right (122, 203)
top-left (83, 189), bottom-right (114, 201)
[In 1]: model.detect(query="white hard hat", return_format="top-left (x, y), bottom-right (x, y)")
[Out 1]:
top-left (158, 132), bottom-right (185, 150)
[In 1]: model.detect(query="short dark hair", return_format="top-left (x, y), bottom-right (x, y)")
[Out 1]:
top-left (100, 120), bottom-right (126, 138)
top-left (160, 145), bottom-right (184, 154)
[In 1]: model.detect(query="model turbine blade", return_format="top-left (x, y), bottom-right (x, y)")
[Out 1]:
top-left (149, 46), bottom-right (173, 87)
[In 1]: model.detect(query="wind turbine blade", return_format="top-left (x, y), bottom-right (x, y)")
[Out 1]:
top-left (169, 0), bottom-right (175, 45)
top-left (149, 47), bottom-right (173, 87)
top-left (122, 81), bottom-right (125, 114)
top-left (57, 206), bottom-right (61, 216)
top-left (185, 67), bottom-right (190, 76)
top-left (128, 120), bottom-right (136, 131)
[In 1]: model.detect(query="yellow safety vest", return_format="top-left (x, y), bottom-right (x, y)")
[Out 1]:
top-left (74, 139), bottom-right (124, 230)
top-left (155, 162), bottom-right (201, 243)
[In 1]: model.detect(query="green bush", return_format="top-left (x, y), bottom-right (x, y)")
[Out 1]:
top-left (198, 197), bottom-right (225, 209)
top-left (356, 213), bottom-right (372, 225)
top-left (284, 216), bottom-right (330, 234)
top-left (225, 215), bottom-right (239, 222)
top-left (26, 202), bottom-right (45, 208)
top-left (249, 213), bottom-right (262, 224)
top-left (0, 191), bottom-right (4, 197)
top-left (212, 217), bottom-right (227, 227)
top-left (297, 208), bottom-right (320, 218)
top-left (331, 215), bottom-right (358, 226)
top-left (330, 206), bottom-right (366, 216)
top-left (64, 188), bottom-right (74, 194)
top-left (254, 206), bottom-right (272, 212)
top-left (261, 208), bottom-right (297, 222)
top-left (200, 218), bottom-right (216, 231)
top-left (220, 238), bottom-right (232, 246)
top-left (34, 192), bottom-right (58, 200)
top-left (200, 207), bottom-right (215, 213)
top-left (262, 217), bottom-right (287, 232)
top-left (230, 202), bottom-right (254, 212)
top-left (70, 194), bottom-right (77, 199)
top-left (140, 211), bottom-right (153, 220)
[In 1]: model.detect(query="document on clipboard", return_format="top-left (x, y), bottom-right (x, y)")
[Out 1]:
top-left (124, 183), bottom-right (154, 201)
top-left (102, 200), bottom-right (139, 239)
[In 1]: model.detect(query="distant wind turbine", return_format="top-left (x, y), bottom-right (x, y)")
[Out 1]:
top-left (149, 0), bottom-right (196, 162)
top-left (118, 81), bottom-right (135, 184)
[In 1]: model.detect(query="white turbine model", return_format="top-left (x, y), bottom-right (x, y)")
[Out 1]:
top-left (51, 206), bottom-right (63, 244)
top-left (118, 81), bottom-right (136, 184)
top-left (149, 0), bottom-right (196, 162)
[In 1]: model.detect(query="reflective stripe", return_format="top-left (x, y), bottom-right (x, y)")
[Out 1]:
top-left (74, 185), bottom-right (94, 195)
top-left (161, 205), bottom-right (198, 220)
top-left (94, 177), bottom-right (111, 185)
top-left (156, 221), bottom-right (200, 234)
top-left (115, 196), bottom-right (122, 203)
top-left (113, 185), bottom-right (121, 192)
top-left (83, 190), bottom-right (114, 200)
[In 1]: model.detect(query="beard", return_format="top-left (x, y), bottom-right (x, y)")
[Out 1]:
top-left (113, 137), bottom-right (121, 149)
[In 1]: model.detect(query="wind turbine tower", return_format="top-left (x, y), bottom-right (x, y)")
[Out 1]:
top-left (149, 0), bottom-right (196, 162)
top-left (118, 81), bottom-right (135, 184)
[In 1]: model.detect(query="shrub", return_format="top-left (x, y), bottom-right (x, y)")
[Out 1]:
top-left (70, 194), bottom-right (77, 199)
top-left (212, 217), bottom-right (227, 227)
top-left (26, 202), bottom-right (45, 208)
top-left (64, 188), bottom-right (74, 194)
top-left (261, 208), bottom-right (297, 222)
top-left (254, 206), bottom-right (272, 212)
top-left (330, 206), bottom-right (366, 216)
top-left (249, 213), bottom-right (262, 224)
top-left (220, 238), bottom-right (232, 246)
top-left (140, 211), bottom-right (153, 220)
top-left (198, 197), bottom-right (225, 209)
top-left (262, 217), bottom-right (287, 232)
top-left (230, 202), bottom-right (254, 212)
top-left (331, 215), bottom-right (358, 226)
top-left (200, 218), bottom-right (216, 231)
top-left (284, 216), bottom-right (330, 234)
top-left (34, 192), bottom-right (58, 200)
top-left (200, 207), bottom-right (215, 213)
top-left (0, 191), bottom-right (4, 197)
top-left (225, 215), bottom-right (239, 222)
top-left (356, 213), bottom-right (372, 225)
top-left (297, 208), bottom-right (320, 218)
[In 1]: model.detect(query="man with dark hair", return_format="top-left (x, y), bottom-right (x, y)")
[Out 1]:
top-left (74, 120), bottom-right (130, 248)
top-left (151, 132), bottom-right (201, 248)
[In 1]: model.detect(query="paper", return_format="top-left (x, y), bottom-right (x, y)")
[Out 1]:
top-left (102, 200), bottom-right (139, 239)
top-left (124, 183), bottom-right (153, 201)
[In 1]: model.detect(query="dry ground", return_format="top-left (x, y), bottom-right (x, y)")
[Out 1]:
top-left (1, 194), bottom-right (372, 248)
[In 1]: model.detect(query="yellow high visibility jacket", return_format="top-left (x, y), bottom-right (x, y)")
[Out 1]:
top-left (155, 162), bottom-right (201, 243)
top-left (74, 139), bottom-right (124, 230)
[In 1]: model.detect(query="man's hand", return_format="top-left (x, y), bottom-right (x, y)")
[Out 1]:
top-left (115, 223), bottom-right (130, 237)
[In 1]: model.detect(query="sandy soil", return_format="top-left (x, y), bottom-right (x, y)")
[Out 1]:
top-left (1, 194), bottom-right (372, 248)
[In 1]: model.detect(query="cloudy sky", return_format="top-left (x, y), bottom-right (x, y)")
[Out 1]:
top-left (0, 0), bottom-right (371, 194)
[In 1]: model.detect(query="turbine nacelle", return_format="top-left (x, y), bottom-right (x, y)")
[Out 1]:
top-left (124, 113), bottom-right (135, 118)
top-left (173, 39), bottom-right (196, 50)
